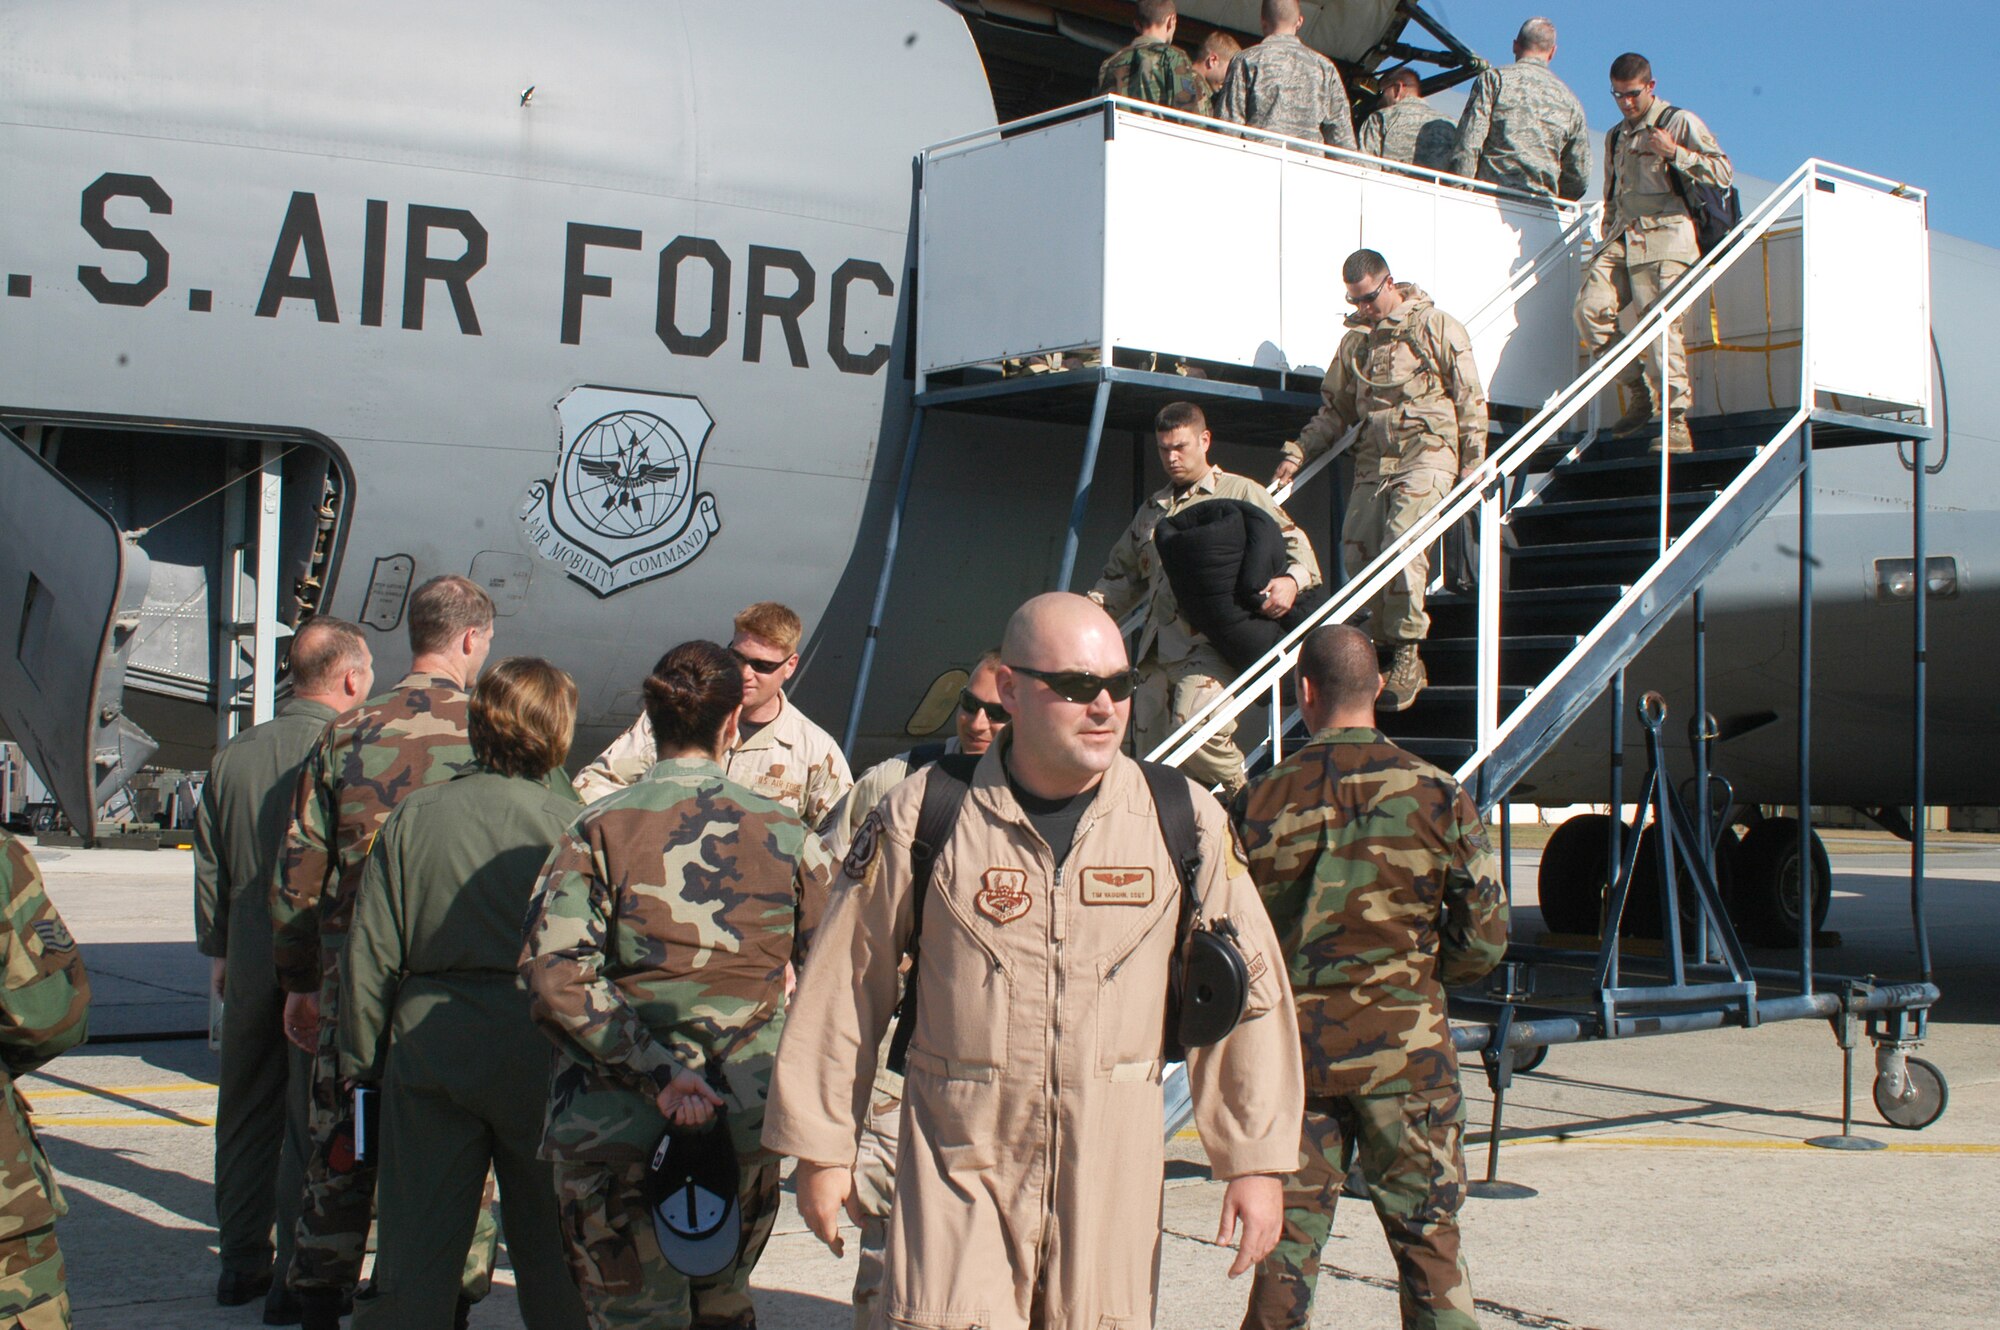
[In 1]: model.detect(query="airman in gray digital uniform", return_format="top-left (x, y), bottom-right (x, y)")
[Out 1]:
top-left (1356, 68), bottom-right (1456, 172)
top-left (1450, 17), bottom-right (1589, 201)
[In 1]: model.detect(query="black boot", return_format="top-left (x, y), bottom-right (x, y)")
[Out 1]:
top-left (299, 1288), bottom-right (345, 1330)
top-left (263, 1284), bottom-right (305, 1327)
top-left (218, 1268), bottom-right (274, 1306)
top-left (454, 1294), bottom-right (474, 1330)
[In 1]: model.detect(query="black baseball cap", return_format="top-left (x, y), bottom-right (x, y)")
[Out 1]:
top-left (645, 1119), bottom-right (742, 1278)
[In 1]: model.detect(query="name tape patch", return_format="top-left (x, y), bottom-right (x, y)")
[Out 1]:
top-left (1080, 866), bottom-right (1155, 905)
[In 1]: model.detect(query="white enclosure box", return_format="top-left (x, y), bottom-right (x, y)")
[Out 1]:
top-left (1804, 171), bottom-right (1932, 416)
top-left (919, 104), bottom-right (1590, 410)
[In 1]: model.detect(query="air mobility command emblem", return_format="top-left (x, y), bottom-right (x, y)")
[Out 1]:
top-left (520, 384), bottom-right (722, 597)
top-left (976, 868), bottom-right (1032, 924)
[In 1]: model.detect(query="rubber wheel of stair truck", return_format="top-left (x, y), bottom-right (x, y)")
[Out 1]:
top-left (1537, 813), bottom-right (1611, 937)
top-left (1873, 1055), bottom-right (1948, 1130)
top-left (1729, 818), bottom-right (1832, 948)
top-left (1510, 1043), bottom-right (1550, 1075)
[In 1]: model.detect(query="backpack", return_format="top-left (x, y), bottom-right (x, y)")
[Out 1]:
top-left (1607, 107), bottom-right (1741, 255)
top-left (882, 758), bottom-right (1213, 1074)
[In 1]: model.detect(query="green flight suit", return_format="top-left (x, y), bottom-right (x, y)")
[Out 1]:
top-left (339, 769), bottom-right (588, 1330)
top-left (194, 697), bottom-right (332, 1285)
top-left (0, 832), bottom-right (91, 1329)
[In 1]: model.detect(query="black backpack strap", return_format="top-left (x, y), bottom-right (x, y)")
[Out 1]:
top-left (1138, 761), bottom-right (1204, 929)
top-left (906, 742), bottom-right (949, 771)
top-left (884, 753), bottom-right (979, 1075)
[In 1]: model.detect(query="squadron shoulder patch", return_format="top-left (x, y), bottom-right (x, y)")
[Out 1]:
top-left (975, 868), bottom-right (1032, 925)
top-left (1079, 866), bottom-right (1154, 905)
top-left (840, 808), bottom-right (886, 887)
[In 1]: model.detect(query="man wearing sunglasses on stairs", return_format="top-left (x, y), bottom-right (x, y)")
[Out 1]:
top-left (1092, 400), bottom-right (1322, 796)
top-left (573, 601), bottom-right (852, 829)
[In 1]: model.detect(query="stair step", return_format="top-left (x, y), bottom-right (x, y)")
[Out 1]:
top-left (1506, 538), bottom-right (1657, 589)
top-left (1512, 492), bottom-right (1713, 521)
top-left (1423, 634), bottom-right (1579, 687)
top-left (1534, 445), bottom-right (1760, 481)
top-left (1509, 491), bottom-right (1712, 545)
top-left (1427, 583), bottom-right (1627, 635)
top-left (1383, 683), bottom-right (1531, 740)
top-left (1527, 447), bottom-right (1759, 503)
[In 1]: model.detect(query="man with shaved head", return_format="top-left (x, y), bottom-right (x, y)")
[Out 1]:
top-left (1216, 0), bottom-right (1356, 151)
top-left (1233, 624), bottom-right (1508, 1330)
top-left (767, 593), bottom-right (1305, 1329)
top-left (195, 616), bottom-right (373, 1322)
top-left (1450, 15), bottom-right (1589, 200)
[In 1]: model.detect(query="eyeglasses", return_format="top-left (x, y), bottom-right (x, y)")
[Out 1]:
top-left (730, 647), bottom-right (790, 676)
top-left (1006, 664), bottom-right (1138, 704)
top-left (1346, 276), bottom-right (1391, 307)
top-left (1610, 87), bottom-right (1648, 102)
top-left (959, 689), bottom-right (1009, 723)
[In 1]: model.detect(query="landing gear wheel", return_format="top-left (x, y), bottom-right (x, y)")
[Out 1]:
top-left (1874, 1055), bottom-right (1948, 1130)
top-left (1537, 813), bottom-right (1611, 936)
top-left (1729, 818), bottom-right (1831, 948)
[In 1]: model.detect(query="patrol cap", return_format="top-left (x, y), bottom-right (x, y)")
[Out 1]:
top-left (645, 1119), bottom-right (742, 1278)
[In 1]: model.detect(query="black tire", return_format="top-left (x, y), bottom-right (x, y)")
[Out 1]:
top-left (1874, 1055), bottom-right (1948, 1130)
top-left (1729, 818), bottom-right (1832, 948)
top-left (1537, 813), bottom-right (1611, 936)
top-left (1511, 1043), bottom-right (1550, 1075)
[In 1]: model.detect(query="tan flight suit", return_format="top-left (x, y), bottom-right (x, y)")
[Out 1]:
top-left (1091, 468), bottom-right (1321, 793)
top-left (1283, 285), bottom-right (1486, 646)
top-left (764, 736), bottom-right (1306, 1330)
top-left (1574, 99), bottom-right (1732, 419)
top-left (572, 692), bottom-right (852, 826)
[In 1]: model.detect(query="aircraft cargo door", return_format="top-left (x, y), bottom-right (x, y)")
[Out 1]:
top-left (0, 424), bottom-right (156, 840)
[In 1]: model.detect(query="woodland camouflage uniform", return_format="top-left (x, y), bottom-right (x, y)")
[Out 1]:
top-left (270, 673), bottom-right (501, 1299)
top-left (1096, 34), bottom-right (1211, 117)
top-left (520, 756), bottom-right (832, 1330)
top-left (1450, 52), bottom-right (1590, 200)
top-left (1232, 728), bottom-right (1508, 1330)
top-left (0, 833), bottom-right (90, 1330)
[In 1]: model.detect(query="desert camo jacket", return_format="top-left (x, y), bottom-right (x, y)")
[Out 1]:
top-left (1603, 99), bottom-right (1733, 267)
top-left (1096, 34), bottom-right (1210, 116)
top-left (0, 833), bottom-right (90, 1240)
top-left (270, 673), bottom-right (477, 994)
top-left (520, 756), bottom-right (834, 1166)
top-left (571, 692), bottom-right (852, 830)
top-left (1449, 53), bottom-right (1590, 200)
top-left (1232, 728), bottom-right (1507, 1096)
top-left (1284, 284), bottom-right (1488, 482)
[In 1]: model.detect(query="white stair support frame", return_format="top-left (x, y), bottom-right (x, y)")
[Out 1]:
top-left (252, 441), bottom-right (283, 726)
top-left (1149, 161), bottom-right (1929, 796)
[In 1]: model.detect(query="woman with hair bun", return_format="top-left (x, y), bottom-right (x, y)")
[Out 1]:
top-left (338, 657), bottom-right (589, 1330)
top-left (520, 640), bottom-right (834, 1329)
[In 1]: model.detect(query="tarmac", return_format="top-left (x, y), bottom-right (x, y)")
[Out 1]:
top-left (21, 830), bottom-right (1999, 1329)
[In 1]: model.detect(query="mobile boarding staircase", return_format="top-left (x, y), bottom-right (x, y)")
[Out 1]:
top-left (876, 98), bottom-right (1944, 1162)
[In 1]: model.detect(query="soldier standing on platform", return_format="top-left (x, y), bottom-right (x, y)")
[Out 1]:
top-left (1356, 68), bottom-right (1457, 173)
top-left (0, 832), bottom-right (90, 1330)
top-left (1234, 624), bottom-right (1507, 1330)
top-left (1574, 52), bottom-right (1733, 453)
top-left (1450, 17), bottom-right (1589, 201)
top-left (1216, 0), bottom-right (1356, 151)
top-left (196, 617), bottom-right (372, 1323)
top-left (1095, 0), bottom-right (1210, 118)
top-left (271, 575), bottom-right (502, 1330)
top-left (1271, 250), bottom-right (1487, 713)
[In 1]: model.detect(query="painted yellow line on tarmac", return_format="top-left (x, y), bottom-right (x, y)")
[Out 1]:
top-left (26, 1082), bottom-right (216, 1101)
top-left (40, 1115), bottom-right (216, 1129)
top-left (1174, 1129), bottom-right (2000, 1156)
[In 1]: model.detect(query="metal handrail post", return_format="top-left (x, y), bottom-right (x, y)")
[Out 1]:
top-left (841, 407), bottom-right (927, 755)
top-left (1606, 670), bottom-right (1626, 934)
top-left (1691, 588), bottom-right (1714, 966)
top-left (1912, 431), bottom-right (1933, 988)
top-left (1797, 428), bottom-right (1815, 993)
top-left (1056, 380), bottom-right (1114, 591)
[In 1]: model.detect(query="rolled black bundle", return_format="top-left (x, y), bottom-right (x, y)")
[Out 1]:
top-left (1153, 499), bottom-right (1323, 674)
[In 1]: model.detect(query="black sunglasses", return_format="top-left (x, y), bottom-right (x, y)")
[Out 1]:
top-left (959, 689), bottom-right (1009, 723)
top-left (1346, 276), bottom-right (1391, 307)
top-left (1007, 664), bottom-right (1138, 704)
top-left (730, 647), bottom-right (790, 676)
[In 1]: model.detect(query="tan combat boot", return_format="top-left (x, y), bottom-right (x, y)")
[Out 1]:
top-left (1382, 643), bottom-right (1427, 712)
top-left (1648, 418), bottom-right (1695, 454)
top-left (1609, 383), bottom-right (1657, 436)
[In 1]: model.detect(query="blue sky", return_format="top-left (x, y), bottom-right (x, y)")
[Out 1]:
top-left (1429, 1), bottom-right (1995, 246)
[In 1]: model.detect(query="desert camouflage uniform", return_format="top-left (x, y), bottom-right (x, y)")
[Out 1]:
top-left (338, 770), bottom-right (590, 1330)
top-left (521, 756), bottom-right (833, 1330)
top-left (572, 694), bottom-right (852, 829)
top-left (1357, 97), bottom-right (1458, 172)
top-left (1096, 34), bottom-right (1211, 117)
top-left (1215, 32), bottom-right (1356, 150)
top-left (1284, 285), bottom-right (1486, 645)
top-left (0, 833), bottom-right (90, 1330)
top-left (270, 673), bottom-right (500, 1298)
top-left (194, 697), bottom-right (333, 1293)
top-left (1091, 468), bottom-right (1322, 793)
top-left (1449, 53), bottom-right (1589, 200)
top-left (1232, 728), bottom-right (1508, 1330)
top-left (1576, 99), bottom-right (1732, 420)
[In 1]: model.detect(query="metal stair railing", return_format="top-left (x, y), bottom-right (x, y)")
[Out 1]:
top-left (1150, 160), bottom-right (1842, 797)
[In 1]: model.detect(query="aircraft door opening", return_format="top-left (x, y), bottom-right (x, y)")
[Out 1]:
top-left (0, 417), bottom-right (347, 838)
